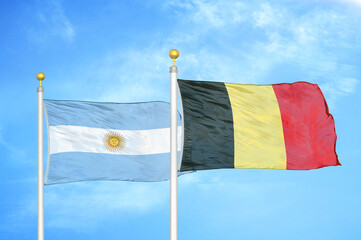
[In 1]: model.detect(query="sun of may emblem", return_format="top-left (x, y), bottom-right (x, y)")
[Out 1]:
top-left (103, 131), bottom-right (126, 152)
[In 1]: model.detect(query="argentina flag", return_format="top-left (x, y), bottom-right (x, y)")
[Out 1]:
top-left (44, 100), bottom-right (182, 185)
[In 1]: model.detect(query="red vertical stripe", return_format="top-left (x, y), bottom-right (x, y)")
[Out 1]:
top-left (272, 82), bottom-right (340, 170)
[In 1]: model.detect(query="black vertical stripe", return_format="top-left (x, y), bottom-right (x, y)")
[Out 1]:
top-left (178, 79), bottom-right (234, 172)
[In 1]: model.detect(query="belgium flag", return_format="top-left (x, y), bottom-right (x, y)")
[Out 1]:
top-left (178, 79), bottom-right (340, 172)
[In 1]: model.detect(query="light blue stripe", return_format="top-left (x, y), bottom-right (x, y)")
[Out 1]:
top-left (44, 99), bottom-right (181, 130)
top-left (46, 152), bottom-right (184, 185)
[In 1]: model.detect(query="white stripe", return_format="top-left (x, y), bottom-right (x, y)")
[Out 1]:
top-left (49, 125), bottom-right (182, 155)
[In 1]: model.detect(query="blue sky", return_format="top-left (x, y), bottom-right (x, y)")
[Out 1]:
top-left (1, 0), bottom-right (361, 239)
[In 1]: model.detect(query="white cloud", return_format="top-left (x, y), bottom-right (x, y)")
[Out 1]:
top-left (248, 3), bottom-right (361, 108)
top-left (89, 0), bottom-right (360, 108)
top-left (12, 174), bottom-right (203, 230)
top-left (333, 0), bottom-right (361, 7)
top-left (165, 0), bottom-right (246, 28)
top-left (4, 181), bottom-right (168, 231)
top-left (92, 47), bottom-right (172, 103)
top-left (338, 78), bottom-right (358, 93)
top-left (320, 77), bottom-right (359, 108)
top-left (253, 2), bottom-right (283, 27)
top-left (0, 127), bottom-right (26, 161)
top-left (44, 182), bottom-right (167, 229)
top-left (29, 0), bottom-right (75, 43)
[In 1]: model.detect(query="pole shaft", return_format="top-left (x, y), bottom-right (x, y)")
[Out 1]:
top-left (37, 87), bottom-right (44, 240)
top-left (170, 66), bottom-right (178, 240)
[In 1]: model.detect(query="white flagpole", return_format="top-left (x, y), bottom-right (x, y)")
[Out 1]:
top-left (169, 49), bottom-right (179, 240)
top-left (37, 72), bottom-right (45, 240)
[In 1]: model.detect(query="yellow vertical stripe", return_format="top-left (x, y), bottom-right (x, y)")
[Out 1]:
top-left (224, 83), bottom-right (287, 169)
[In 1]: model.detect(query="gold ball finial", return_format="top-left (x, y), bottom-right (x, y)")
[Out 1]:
top-left (37, 72), bottom-right (45, 81)
top-left (169, 49), bottom-right (179, 59)
top-left (169, 49), bottom-right (179, 66)
top-left (36, 72), bottom-right (45, 86)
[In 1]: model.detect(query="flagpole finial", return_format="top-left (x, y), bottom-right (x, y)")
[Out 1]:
top-left (169, 49), bottom-right (179, 66)
top-left (36, 72), bottom-right (45, 87)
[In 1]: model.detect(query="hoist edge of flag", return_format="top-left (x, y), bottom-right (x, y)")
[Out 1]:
top-left (178, 79), bottom-right (235, 172)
